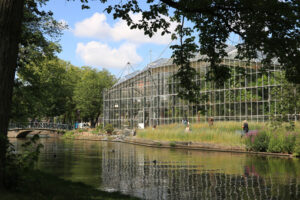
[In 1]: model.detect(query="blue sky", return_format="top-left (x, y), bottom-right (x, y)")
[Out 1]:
top-left (43, 0), bottom-right (175, 76)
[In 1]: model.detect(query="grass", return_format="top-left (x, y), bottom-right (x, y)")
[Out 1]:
top-left (137, 121), bottom-right (300, 149)
top-left (1, 170), bottom-right (139, 200)
top-left (61, 131), bottom-right (75, 139)
top-left (137, 122), bottom-right (266, 147)
top-left (91, 130), bottom-right (100, 134)
top-left (78, 128), bottom-right (88, 133)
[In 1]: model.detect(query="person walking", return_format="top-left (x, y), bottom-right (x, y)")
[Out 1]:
top-left (242, 120), bottom-right (249, 134)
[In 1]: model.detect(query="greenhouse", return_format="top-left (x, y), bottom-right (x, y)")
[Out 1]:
top-left (103, 46), bottom-right (291, 129)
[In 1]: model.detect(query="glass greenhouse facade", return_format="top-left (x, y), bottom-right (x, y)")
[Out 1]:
top-left (103, 47), bottom-right (294, 128)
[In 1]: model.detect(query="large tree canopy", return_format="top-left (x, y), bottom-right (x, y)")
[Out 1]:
top-left (11, 58), bottom-right (80, 122)
top-left (77, 0), bottom-right (300, 101)
top-left (11, 0), bottom-right (67, 122)
top-left (74, 67), bottom-right (115, 127)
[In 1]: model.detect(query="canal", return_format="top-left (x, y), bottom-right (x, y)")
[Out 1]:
top-left (10, 138), bottom-right (300, 199)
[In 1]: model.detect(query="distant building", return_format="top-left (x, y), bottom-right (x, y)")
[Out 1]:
top-left (103, 46), bottom-right (293, 128)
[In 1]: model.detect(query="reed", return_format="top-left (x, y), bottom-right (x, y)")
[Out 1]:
top-left (137, 122), bottom-right (267, 147)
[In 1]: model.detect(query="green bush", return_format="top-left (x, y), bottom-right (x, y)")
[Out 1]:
top-left (268, 133), bottom-right (284, 153)
top-left (169, 142), bottom-right (176, 147)
top-left (105, 124), bottom-right (114, 134)
top-left (62, 131), bottom-right (75, 139)
top-left (4, 135), bottom-right (43, 189)
top-left (267, 132), bottom-right (296, 153)
top-left (78, 128), bottom-right (88, 133)
top-left (293, 134), bottom-right (300, 157)
top-left (245, 131), bottom-right (269, 152)
top-left (95, 124), bottom-right (103, 132)
top-left (91, 130), bottom-right (99, 134)
top-left (156, 142), bottom-right (162, 147)
top-left (283, 133), bottom-right (296, 153)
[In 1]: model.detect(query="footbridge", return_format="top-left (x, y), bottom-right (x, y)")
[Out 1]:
top-left (8, 122), bottom-right (73, 138)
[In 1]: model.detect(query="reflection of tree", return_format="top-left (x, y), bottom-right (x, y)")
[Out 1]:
top-left (37, 139), bottom-right (103, 186)
top-left (37, 138), bottom-right (74, 180)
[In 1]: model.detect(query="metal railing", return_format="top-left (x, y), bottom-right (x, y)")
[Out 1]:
top-left (9, 122), bottom-right (74, 130)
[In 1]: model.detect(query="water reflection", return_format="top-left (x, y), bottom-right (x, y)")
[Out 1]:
top-left (10, 138), bottom-right (300, 199)
top-left (100, 143), bottom-right (300, 200)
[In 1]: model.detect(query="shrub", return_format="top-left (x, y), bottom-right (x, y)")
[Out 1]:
top-left (62, 131), bottom-right (75, 139)
top-left (105, 124), bottom-right (114, 134)
top-left (169, 142), bottom-right (176, 147)
top-left (78, 129), bottom-right (88, 133)
top-left (293, 134), bottom-right (300, 157)
top-left (283, 132), bottom-right (296, 153)
top-left (95, 124), bottom-right (103, 132)
top-left (267, 132), bottom-right (296, 153)
top-left (245, 131), bottom-right (269, 152)
top-left (268, 133), bottom-right (284, 153)
top-left (156, 142), bottom-right (162, 147)
top-left (5, 135), bottom-right (43, 189)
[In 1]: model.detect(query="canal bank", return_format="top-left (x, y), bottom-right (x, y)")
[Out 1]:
top-left (60, 131), bottom-right (293, 158)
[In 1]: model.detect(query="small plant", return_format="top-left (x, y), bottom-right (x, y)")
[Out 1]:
top-left (62, 131), bottom-right (75, 139)
top-left (293, 134), bottom-right (300, 157)
top-left (169, 142), bottom-right (176, 148)
top-left (78, 128), bottom-right (88, 133)
top-left (105, 124), bottom-right (114, 134)
top-left (156, 142), bottom-right (162, 147)
top-left (5, 135), bottom-right (43, 189)
top-left (95, 124), bottom-right (103, 132)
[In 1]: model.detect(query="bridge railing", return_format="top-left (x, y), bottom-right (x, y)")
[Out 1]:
top-left (9, 122), bottom-right (74, 130)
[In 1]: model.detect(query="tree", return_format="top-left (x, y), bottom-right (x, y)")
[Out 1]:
top-left (74, 67), bottom-right (115, 128)
top-left (0, 0), bottom-right (64, 187)
top-left (270, 74), bottom-right (300, 130)
top-left (0, 0), bottom-right (25, 188)
top-left (11, 58), bottom-right (80, 122)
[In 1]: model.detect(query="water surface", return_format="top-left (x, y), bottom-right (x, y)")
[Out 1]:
top-left (11, 138), bottom-right (300, 199)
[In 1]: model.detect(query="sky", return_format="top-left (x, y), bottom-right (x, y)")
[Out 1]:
top-left (43, 0), bottom-right (176, 76)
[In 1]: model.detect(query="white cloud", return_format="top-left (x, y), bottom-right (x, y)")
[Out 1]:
top-left (76, 41), bottom-right (142, 69)
top-left (74, 13), bottom-right (111, 39)
top-left (73, 12), bottom-right (175, 45)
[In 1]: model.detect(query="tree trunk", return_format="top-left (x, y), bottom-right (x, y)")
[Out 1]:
top-left (0, 0), bottom-right (25, 188)
top-left (91, 119), bottom-right (96, 128)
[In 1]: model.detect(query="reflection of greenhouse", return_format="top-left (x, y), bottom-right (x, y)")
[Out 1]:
top-left (103, 46), bottom-right (290, 128)
top-left (101, 143), bottom-right (300, 200)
